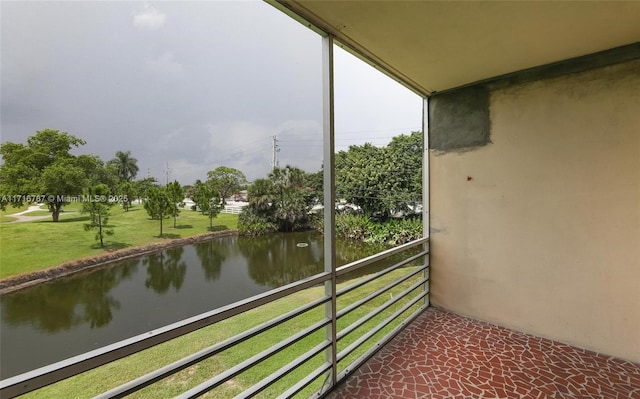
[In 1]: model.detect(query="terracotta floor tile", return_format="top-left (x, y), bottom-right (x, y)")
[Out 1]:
top-left (324, 307), bottom-right (640, 399)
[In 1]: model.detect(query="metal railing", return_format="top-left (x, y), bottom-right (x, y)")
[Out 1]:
top-left (0, 237), bottom-right (428, 398)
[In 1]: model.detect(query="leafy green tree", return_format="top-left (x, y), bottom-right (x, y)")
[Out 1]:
top-left (76, 154), bottom-right (118, 188)
top-left (144, 186), bottom-right (172, 236)
top-left (207, 166), bottom-right (247, 203)
top-left (40, 160), bottom-right (89, 221)
top-left (0, 129), bottom-right (88, 221)
top-left (118, 181), bottom-right (135, 211)
top-left (135, 177), bottom-right (158, 204)
top-left (165, 180), bottom-right (184, 228)
top-left (335, 143), bottom-right (388, 218)
top-left (81, 184), bottom-right (114, 248)
top-left (239, 166), bottom-right (313, 234)
top-left (26, 129), bottom-right (86, 167)
top-left (335, 132), bottom-right (423, 219)
top-left (385, 131), bottom-right (423, 213)
top-left (192, 180), bottom-right (223, 230)
top-left (304, 168), bottom-right (323, 205)
top-left (191, 180), bottom-right (210, 214)
top-left (108, 150), bottom-right (139, 182)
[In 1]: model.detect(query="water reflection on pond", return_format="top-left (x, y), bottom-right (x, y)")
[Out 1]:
top-left (0, 231), bottom-right (392, 378)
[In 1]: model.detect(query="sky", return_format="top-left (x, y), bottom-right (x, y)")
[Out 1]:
top-left (1, 1), bottom-right (422, 184)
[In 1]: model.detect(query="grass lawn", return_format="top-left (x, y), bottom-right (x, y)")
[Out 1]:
top-left (23, 266), bottom-right (424, 399)
top-left (0, 204), bottom-right (238, 279)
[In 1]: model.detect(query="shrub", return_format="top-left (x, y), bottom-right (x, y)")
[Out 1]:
top-left (335, 213), bottom-right (372, 241)
top-left (335, 214), bottom-right (422, 245)
top-left (238, 207), bottom-right (277, 236)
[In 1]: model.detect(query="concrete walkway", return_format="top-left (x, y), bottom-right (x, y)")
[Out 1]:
top-left (3, 204), bottom-right (54, 223)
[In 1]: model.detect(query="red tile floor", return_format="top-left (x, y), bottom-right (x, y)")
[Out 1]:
top-left (325, 307), bottom-right (640, 398)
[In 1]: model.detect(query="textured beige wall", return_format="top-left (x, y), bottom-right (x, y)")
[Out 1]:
top-left (429, 59), bottom-right (640, 362)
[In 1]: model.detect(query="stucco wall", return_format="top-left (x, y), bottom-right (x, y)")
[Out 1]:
top-left (429, 59), bottom-right (640, 362)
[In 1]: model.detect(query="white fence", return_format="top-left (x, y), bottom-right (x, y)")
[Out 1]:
top-left (220, 202), bottom-right (248, 215)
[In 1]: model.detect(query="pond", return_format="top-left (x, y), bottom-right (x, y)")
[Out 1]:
top-left (0, 231), bottom-right (390, 379)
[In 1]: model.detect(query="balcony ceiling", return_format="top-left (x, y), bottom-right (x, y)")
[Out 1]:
top-left (278, 1), bottom-right (640, 95)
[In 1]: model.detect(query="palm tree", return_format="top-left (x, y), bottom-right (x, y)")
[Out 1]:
top-left (248, 179), bottom-right (276, 211)
top-left (109, 151), bottom-right (139, 182)
top-left (268, 166), bottom-right (309, 231)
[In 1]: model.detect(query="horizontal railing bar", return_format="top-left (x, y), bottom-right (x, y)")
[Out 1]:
top-left (280, 362), bottom-right (332, 399)
top-left (0, 271), bottom-right (331, 398)
top-left (337, 267), bottom-right (426, 320)
top-left (337, 278), bottom-right (427, 341)
top-left (335, 303), bottom-right (426, 383)
top-left (337, 291), bottom-right (427, 364)
top-left (95, 295), bottom-right (331, 398)
top-left (336, 252), bottom-right (426, 298)
top-left (336, 237), bottom-right (428, 277)
top-left (1, 239), bottom-right (429, 399)
top-left (236, 340), bottom-right (331, 398)
top-left (176, 318), bottom-right (331, 398)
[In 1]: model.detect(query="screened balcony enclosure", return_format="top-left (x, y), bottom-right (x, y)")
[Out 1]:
top-left (278, 0), bottom-right (640, 397)
top-left (2, 0), bottom-right (640, 398)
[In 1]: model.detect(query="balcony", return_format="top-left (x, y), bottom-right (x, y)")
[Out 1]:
top-left (6, 260), bottom-right (639, 398)
top-left (326, 307), bottom-right (640, 398)
top-left (4, 232), bottom-right (638, 398)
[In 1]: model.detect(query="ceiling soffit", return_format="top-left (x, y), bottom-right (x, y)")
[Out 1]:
top-left (277, 1), bottom-right (640, 95)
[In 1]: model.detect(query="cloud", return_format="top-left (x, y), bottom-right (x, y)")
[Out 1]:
top-left (200, 120), bottom-right (323, 182)
top-left (276, 119), bottom-right (323, 167)
top-left (204, 121), bottom-right (273, 180)
top-left (133, 4), bottom-right (165, 31)
top-left (146, 52), bottom-right (184, 79)
top-left (163, 159), bottom-right (210, 186)
top-left (1, 1), bottom-right (420, 190)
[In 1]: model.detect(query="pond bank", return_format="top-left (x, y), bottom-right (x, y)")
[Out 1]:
top-left (0, 230), bottom-right (238, 295)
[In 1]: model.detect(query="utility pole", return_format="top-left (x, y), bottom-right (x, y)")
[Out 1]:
top-left (165, 162), bottom-right (170, 185)
top-left (271, 135), bottom-right (280, 170)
